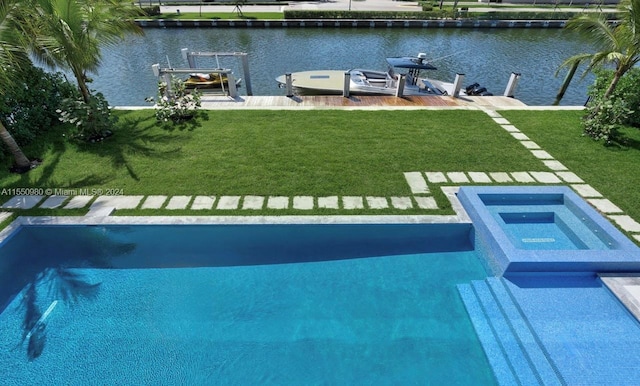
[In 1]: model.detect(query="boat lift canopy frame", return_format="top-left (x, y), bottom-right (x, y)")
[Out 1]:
top-left (151, 65), bottom-right (239, 98)
top-left (181, 49), bottom-right (252, 96)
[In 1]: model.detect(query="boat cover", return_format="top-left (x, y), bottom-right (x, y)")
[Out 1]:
top-left (386, 56), bottom-right (437, 70)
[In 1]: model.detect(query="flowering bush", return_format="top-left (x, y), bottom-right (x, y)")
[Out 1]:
top-left (146, 76), bottom-right (202, 123)
top-left (57, 92), bottom-right (118, 142)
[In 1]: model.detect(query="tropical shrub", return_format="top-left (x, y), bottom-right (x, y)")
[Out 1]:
top-left (57, 91), bottom-right (119, 142)
top-left (0, 65), bottom-right (77, 150)
top-left (588, 68), bottom-right (640, 128)
top-left (146, 76), bottom-right (202, 123)
top-left (582, 96), bottom-right (632, 143)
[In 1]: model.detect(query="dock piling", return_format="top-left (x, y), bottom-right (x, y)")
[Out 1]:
top-left (395, 74), bottom-right (406, 97)
top-left (503, 72), bottom-right (521, 98)
top-left (453, 73), bottom-right (465, 97)
top-left (343, 71), bottom-right (351, 98)
top-left (285, 73), bottom-right (293, 97)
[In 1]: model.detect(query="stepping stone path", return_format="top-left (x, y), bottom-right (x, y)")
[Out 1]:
top-left (0, 108), bottom-right (638, 243)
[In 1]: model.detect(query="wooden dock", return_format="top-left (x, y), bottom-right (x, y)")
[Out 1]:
top-left (199, 95), bottom-right (528, 110)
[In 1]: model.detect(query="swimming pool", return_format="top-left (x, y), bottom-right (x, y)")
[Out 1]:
top-left (0, 223), bottom-right (496, 384)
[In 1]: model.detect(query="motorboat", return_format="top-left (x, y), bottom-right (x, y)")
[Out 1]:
top-left (183, 72), bottom-right (241, 90)
top-left (275, 53), bottom-right (492, 97)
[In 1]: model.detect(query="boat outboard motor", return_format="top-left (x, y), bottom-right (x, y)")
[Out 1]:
top-left (465, 83), bottom-right (479, 94)
top-left (473, 86), bottom-right (487, 95)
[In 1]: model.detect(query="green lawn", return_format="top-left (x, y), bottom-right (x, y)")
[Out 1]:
top-left (0, 109), bottom-right (539, 214)
top-left (153, 12), bottom-right (284, 20)
top-left (1, 109), bottom-right (638, 222)
top-left (501, 110), bottom-right (640, 223)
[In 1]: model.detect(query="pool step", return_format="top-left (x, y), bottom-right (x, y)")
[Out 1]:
top-left (457, 278), bottom-right (564, 386)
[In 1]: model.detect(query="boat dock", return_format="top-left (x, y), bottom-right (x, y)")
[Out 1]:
top-left (197, 95), bottom-right (528, 110)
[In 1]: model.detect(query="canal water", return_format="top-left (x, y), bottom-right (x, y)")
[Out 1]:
top-left (97, 27), bottom-right (596, 106)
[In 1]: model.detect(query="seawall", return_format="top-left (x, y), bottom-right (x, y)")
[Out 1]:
top-left (135, 19), bottom-right (567, 28)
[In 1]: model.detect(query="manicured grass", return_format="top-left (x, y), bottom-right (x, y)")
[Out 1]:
top-left (153, 12), bottom-right (284, 20)
top-left (500, 110), bottom-right (640, 223)
top-left (0, 109), bottom-right (540, 214)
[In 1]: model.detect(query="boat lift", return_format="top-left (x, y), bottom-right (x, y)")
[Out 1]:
top-left (181, 49), bottom-right (253, 96)
top-left (151, 64), bottom-right (240, 98)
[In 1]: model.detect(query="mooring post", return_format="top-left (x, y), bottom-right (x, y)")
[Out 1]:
top-left (181, 48), bottom-right (196, 69)
top-left (227, 72), bottom-right (238, 98)
top-left (285, 73), bottom-right (293, 97)
top-left (240, 53), bottom-right (252, 96)
top-left (503, 72), bottom-right (521, 97)
top-left (452, 73), bottom-right (465, 97)
top-left (395, 74), bottom-right (406, 97)
top-left (343, 71), bottom-right (351, 98)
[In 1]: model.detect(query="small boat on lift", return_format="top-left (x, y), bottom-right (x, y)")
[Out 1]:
top-left (276, 53), bottom-right (492, 97)
top-left (183, 72), bottom-right (241, 90)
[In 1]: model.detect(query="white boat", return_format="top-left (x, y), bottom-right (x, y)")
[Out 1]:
top-left (276, 53), bottom-right (493, 97)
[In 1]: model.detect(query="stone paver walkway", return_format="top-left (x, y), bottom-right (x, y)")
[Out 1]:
top-left (1, 107), bottom-right (638, 242)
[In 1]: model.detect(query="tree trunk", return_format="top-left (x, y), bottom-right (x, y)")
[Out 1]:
top-left (72, 67), bottom-right (91, 104)
top-left (602, 71), bottom-right (623, 100)
top-left (0, 121), bottom-right (31, 170)
top-left (553, 61), bottom-right (580, 106)
top-left (589, 70), bottom-right (624, 118)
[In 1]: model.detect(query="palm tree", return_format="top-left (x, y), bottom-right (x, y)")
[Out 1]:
top-left (0, 0), bottom-right (33, 171)
top-left (559, 0), bottom-right (640, 101)
top-left (27, 0), bottom-right (143, 104)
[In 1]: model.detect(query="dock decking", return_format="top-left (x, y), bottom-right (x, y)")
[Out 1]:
top-left (198, 95), bottom-right (528, 110)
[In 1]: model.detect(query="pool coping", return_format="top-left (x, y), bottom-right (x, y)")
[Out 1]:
top-left (0, 186), bottom-right (470, 244)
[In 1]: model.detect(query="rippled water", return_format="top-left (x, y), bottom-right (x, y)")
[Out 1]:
top-left (94, 28), bottom-right (596, 106)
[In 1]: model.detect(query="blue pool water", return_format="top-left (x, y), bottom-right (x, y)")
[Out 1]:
top-left (0, 224), bottom-right (496, 385)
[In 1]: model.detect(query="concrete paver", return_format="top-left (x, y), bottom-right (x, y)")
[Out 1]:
top-left (242, 195), bottom-right (265, 210)
top-left (425, 172), bottom-right (447, 184)
top-left (91, 195), bottom-right (144, 210)
top-left (191, 195), bottom-right (216, 210)
top-left (2, 195), bottom-right (44, 209)
top-left (217, 196), bottom-right (241, 210)
top-left (520, 141), bottom-right (540, 150)
top-left (366, 196), bottom-right (388, 209)
top-left (588, 198), bottom-right (623, 214)
top-left (530, 171), bottom-right (561, 184)
top-left (468, 172), bottom-right (491, 183)
top-left (391, 196), bottom-right (413, 210)
top-left (39, 195), bottom-right (68, 209)
top-left (447, 172), bottom-right (469, 183)
top-left (489, 172), bottom-right (512, 183)
top-left (556, 171), bottom-right (583, 183)
top-left (293, 196), bottom-right (314, 210)
top-left (511, 172), bottom-right (535, 183)
top-left (404, 172), bottom-right (429, 194)
top-left (141, 195), bottom-right (167, 209)
top-left (318, 196), bottom-right (339, 209)
top-left (543, 160), bottom-right (568, 171)
top-left (531, 150), bottom-right (554, 159)
top-left (343, 196), bottom-right (364, 210)
top-left (165, 195), bottom-right (192, 210)
top-left (64, 195), bottom-right (93, 209)
top-left (511, 132), bottom-right (529, 141)
top-left (415, 196), bottom-right (438, 209)
top-left (608, 215), bottom-right (640, 233)
top-left (0, 212), bottom-right (11, 223)
top-left (501, 125), bottom-right (520, 132)
top-left (571, 184), bottom-right (602, 198)
top-left (267, 196), bottom-right (289, 209)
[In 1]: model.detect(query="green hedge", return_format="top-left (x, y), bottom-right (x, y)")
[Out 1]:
top-left (283, 10), bottom-right (620, 21)
top-left (473, 11), bottom-right (620, 20)
top-left (283, 10), bottom-right (453, 19)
